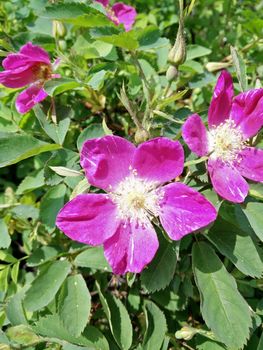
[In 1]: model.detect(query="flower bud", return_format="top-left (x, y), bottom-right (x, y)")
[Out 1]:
top-left (166, 65), bottom-right (178, 81)
top-left (175, 326), bottom-right (197, 341)
top-left (52, 20), bottom-right (66, 38)
top-left (135, 128), bottom-right (149, 144)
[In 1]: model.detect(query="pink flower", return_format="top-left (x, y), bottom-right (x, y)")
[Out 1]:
top-left (56, 136), bottom-right (217, 274)
top-left (182, 70), bottom-right (263, 203)
top-left (0, 42), bottom-right (60, 114)
top-left (95, 0), bottom-right (137, 31)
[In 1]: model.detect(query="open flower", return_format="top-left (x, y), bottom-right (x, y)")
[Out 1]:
top-left (182, 70), bottom-right (263, 203)
top-left (0, 42), bottom-right (60, 114)
top-left (56, 136), bottom-right (217, 274)
top-left (95, 0), bottom-right (137, 31)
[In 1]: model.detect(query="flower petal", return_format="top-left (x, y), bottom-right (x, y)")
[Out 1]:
top-left (0, 66), bottom-right (36, 88)
top-left (112, 3), bottom-right (137, 31)
top-left (80, 135), bottom-right (136, 191)
top-left (95, 0), bottom-right (109, 6)
top-left (56, 194), bottom-right (119, 245)
top-left (159, 183), bottom-right (217, 240)
top-left (103, 221), bottom-right (158, 274)
top-left (19, 42), bottom-right (50, 65)
top-left (182, 113), bottom-right (209, 156)
top-left (15, 85), bottom-right (48, 114)
top-left (235, 147), bottom-right (263, 182)
top-left (2, 54), bottom-right (35, 70)
top-left (208, 70), bottom-right (234, 128)
top-left (230, 89), bottom-right (263, 139)
top-left (133, 137), bottom-right (184, 183)
top-left (208, 158), bottom-right (249, 203)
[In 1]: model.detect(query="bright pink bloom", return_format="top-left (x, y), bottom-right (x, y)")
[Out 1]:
top-left (95, 0), bottom-right (136, 31)
top-left (0, 42), bottom-right (59, 114)
top-left (56, 136), bottom-right (217, 274)
top-left (182, 70), bottom-right (263, 203)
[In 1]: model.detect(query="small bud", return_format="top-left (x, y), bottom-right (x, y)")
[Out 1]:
top-left (175, 326), bottom-right (198, 341)
top-left (135, 128), bottom-right (149, 144)
top-left (58, 40), bottom-right (67, 51)
top-left (205, 61), bottom-right (231, 72)
top-left (52, 20), bottom-right (66, 38)
top-left (166, 65), bottom-right (178, 81)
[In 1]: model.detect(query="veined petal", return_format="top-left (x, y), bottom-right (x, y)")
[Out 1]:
top-left (182, 113), bottom-right (209, 156)
top-left (112, 3), bottom-right (137, 31)
top-left (208, 158), bottom-right (249, 203)
top-left (56, 194), bottom-right (119, 246)
top-left (0, 65), bottom-right (37, 88)
top-left (159, 183), bottom-right (217, 240)
top-left (230, 89), bottom-right (263, 139)
top-left (2, 54), bottom-right (35, 70)
top-left (95, 0), bottom-right (109, 6)
top-left (80, 135), bottom-right (136, 191)
top-left (133, 137), bottom-right (184, 184)
top-left (19, 42), bottom-right (50, 65)
top-left (15, 85), bottom-right (48, 114)
top-left (103, 221), bottom-right (158, 274)
top-left (208, 70), bottom-right (234, 128)
top-left (235, 147), bottom-right (263, 182)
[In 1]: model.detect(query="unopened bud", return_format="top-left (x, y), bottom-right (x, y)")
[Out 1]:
top-left (166, 65), bottom-right (178, 81)
top-left (205, 61), bottom-right (231, 72)
top-left (58, 40), bottom-right (67, 51)
top-left (135, 128), bottom-right (149, 144)
top-left (175, 326), bottom-right (197, 341)
top-left (52, 20), bottom-right (66, 38)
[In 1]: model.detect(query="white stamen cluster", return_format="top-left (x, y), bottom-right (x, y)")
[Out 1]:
top-left (208, 119), bottom-right (245, 163)
top-left (110, 168), bottom-right (162, 227)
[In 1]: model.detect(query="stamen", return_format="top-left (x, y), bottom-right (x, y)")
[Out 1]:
top-left (32, 63), bottom-right (53, 82)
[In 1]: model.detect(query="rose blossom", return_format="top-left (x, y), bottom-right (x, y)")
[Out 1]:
top-left (56, 135), bottom-right (217, 274)
top-left (182, 70), bottom-right (263, 203)
top-left (95, 0), bottom-right (137, 31)
top-left (0, 42), bottom-right (60, 114)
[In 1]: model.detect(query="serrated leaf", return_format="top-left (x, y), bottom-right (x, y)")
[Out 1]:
top-left (75, 247), bottom-right (111, 271)
top-left (16, 169), bottom-right (45, 195)
top-left (230, 46), bottom-right (247, 92)
top-left (96, 282), bottom-right (133, 350)
top-left (59, 274), bottom-right (91, 337)
top-left (24, 260), bottom-right (71, 311)
top-left (0, 266), bottom-right (10, 292)
top-left (27, 246), bottom-right (61, 267)
top-left (90, 28), bottom-right (139, 50)
top-left (241, 200), bottom-right (263, 241)
top-left (141, 235), bottom-right (178, 293)
top-left (192, 242), bottom-right (252, 349)
top-left (6, 287), bottom-right (29, 326)
top-left (11, 261), bottom-right (20, 284)
top-left (186, 45), bottom-right (212, 60)
top-left (142, 300), bottom-right (167, 350)
top-left (6, 325), bottom-right (40, 346)
top-left (44, 78), bottom-right (81, 96)
top-left (0, 219), bottom-right (11, 249)
top-left (49, 166), bottom-right (82, 177)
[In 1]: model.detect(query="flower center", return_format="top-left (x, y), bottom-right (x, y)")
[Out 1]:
top-left (110, 170), bottom-right (162, 226)
top-left (208, 119), bottom-right (245, 163)
top-left (32, 63), bottom-right (52, 82)
top-left (106, 6), bottom-right (120, 25)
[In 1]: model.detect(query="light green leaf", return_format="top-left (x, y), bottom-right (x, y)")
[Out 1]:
top-left (75, 247), bottom-right (111, 272)
top-left (11, 261), bottom-right (20, 284)
top-left (6, 325), bottom-right (40, 346)
top-left (6, 287), bottom-right (29, 326)
top-left (230, 46), bottom-right (247, 92)
top-left (192, 242), bottom-right (252, 349)
top-left (59, 274), bottom-right (91, 337)
top-left (49, 166), bottom-right (82, 177)
top-left (44, 78), bottom-right (81, 96)
top-left (70, 178), bottom-right (90, 200)
top-left (242, 200), bottom-right (263, 241)
top-left (90, 28), bottom-right (139, 50)
top-left (0, 266), bottom-right (10, 292)
top-left (186, 45), bottom-right (212, 60)
top-left (0, 132), bottom-right (60, 168)
top-left (16, 169), bottom-right (45, 195)
top-left (24, 259), bottom-right (71, 311)
top-left (77, 124), bottom-right (105, 151)
top-left (142, 300), bottom-right (167, 350)
top-left (0, 219), bottom-right (11, 249)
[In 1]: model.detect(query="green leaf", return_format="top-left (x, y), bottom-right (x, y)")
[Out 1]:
top-left (11, 261), bottom-right (20, 284)
top-left (186, 45), bottom-right (212, 60)
top-left (16, 169), bottom-right (45, 195)
top-left (34, 314), bottom-right (109, 350)
top-left (49, 166), bottom-right (82, 177)
top-left (77, 124), bottom-right (105, 151)
top-left (59, 274), bottom-right (91, 337)
top-left (39, 183), bottom-right (67, 232)
top-left (192, 242), bottom-right (252, 349)
top-left (75, 247), bottom-right (111, 272)
top-left (0, 132), bottom-right (60, 168)
top-left (90, 28), bottom-right (139, 50)
top-left (96, 282), bottom-right (133, 350)
top-left (142, 300), bottom-right (167, 350)
top-left (141, 235), bottom-right (178, 293)
top-left (44, 78), bottom-right (81, 96)
top-left (242, 200), bottom-right (263, 241)
top-left (6, 287), bottom-right (28, 326)
top-left (70, 178), bottom-right (90, 200)
top-left (6, 325), bottom-right (40, 346)
top-left (0, 219), bottom-right (11, 249)
top-left (27, 246), bottom-right (61, 267)
top-left (24, 259), bottom-right (71, 311)
top-left (230, 46), bottom-right (247, 92)
top-left (0, 266), bottom-right (10, 292)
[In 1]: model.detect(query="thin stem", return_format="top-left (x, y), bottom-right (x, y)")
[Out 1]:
top-left (184, 156), bottom-right (209, 167)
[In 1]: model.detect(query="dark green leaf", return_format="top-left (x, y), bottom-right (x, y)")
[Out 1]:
top-left (75, 247), bottom-right (111, 272)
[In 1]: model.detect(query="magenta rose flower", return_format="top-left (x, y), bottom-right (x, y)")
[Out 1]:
top-left (56, 135), bottom-right (217, 274)
top-left (0, 42), bottom-right (60, 114)
top-left (95, 0), bottom-right (137, 31)
top-left (182, 70), bottom-right (263, 203)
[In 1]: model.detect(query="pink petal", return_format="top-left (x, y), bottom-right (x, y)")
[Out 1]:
top-left (80, 135), bottom-right (136, 191)
top-left (19, 42), bottom-right (50, 65)
top-left (133, 137), bottom-right (184, 184)
top-left (208, 70), bottom-right (234, 128)
top-left (235, 147), bottom-right (263, 182)
top-left (159, 183), bottom-right (217, 240)
top-left (0, 65), bottom-right (36, 88)
top-left (56, 194), bottom-right (119, 246)
top-left (112, 3), bottom-right (137, 31)
top-left (2, 54), bottom-right (35, 70)
top-left (230, 89), bottom-right (263, 139)
top-left (15, 85), bottom-right (48, 114)
top-left (103, 221), bottom-right (158, 274)
top-left (207, 158), bottom-right (249, 203)
top-left (182, 114), bottom-right (209, 157)
top-left (95, 0), bottom-right (109, 6)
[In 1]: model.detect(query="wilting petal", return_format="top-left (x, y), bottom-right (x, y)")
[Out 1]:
top-left (235, 147), bottom-right (263, 182)
top-left (133, 137), bottom-right (184, 183)
top-left (112, 3), bottom-right (137, 31)
top-left (95, 0), bottom-right (109, 6)
top-left (159, 183), bottom-right (217, 240)
top-left (230, 89), bottom-right (263, 139)
top-left (19, 42), bottom-right (50, 65)
top-left (80, 135), bottom-right (136, 191)
top-left (182, 114), bottom-right (209, 156)
top-left (104, 221), bottom-right (158, 274)
top-left (15, 85), bottom-right (48, 114)
top-left (208, 70), bottom-right (234, 128)
top-left (208, 158), bottom-right (249, 203)
top-left (56, 194), bottom-right (119, 245)
top-left (0, 66), bottom-right (37, 88)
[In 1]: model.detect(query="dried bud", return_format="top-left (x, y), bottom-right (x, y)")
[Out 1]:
top-left (135, 128), bottom-right (149, 144)
top-left (166, 65), bottom-right (178, 81)
top-left (175, 326), bottom-right (198, 341)
top-left (52, 20), bottom-right (66, 38)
